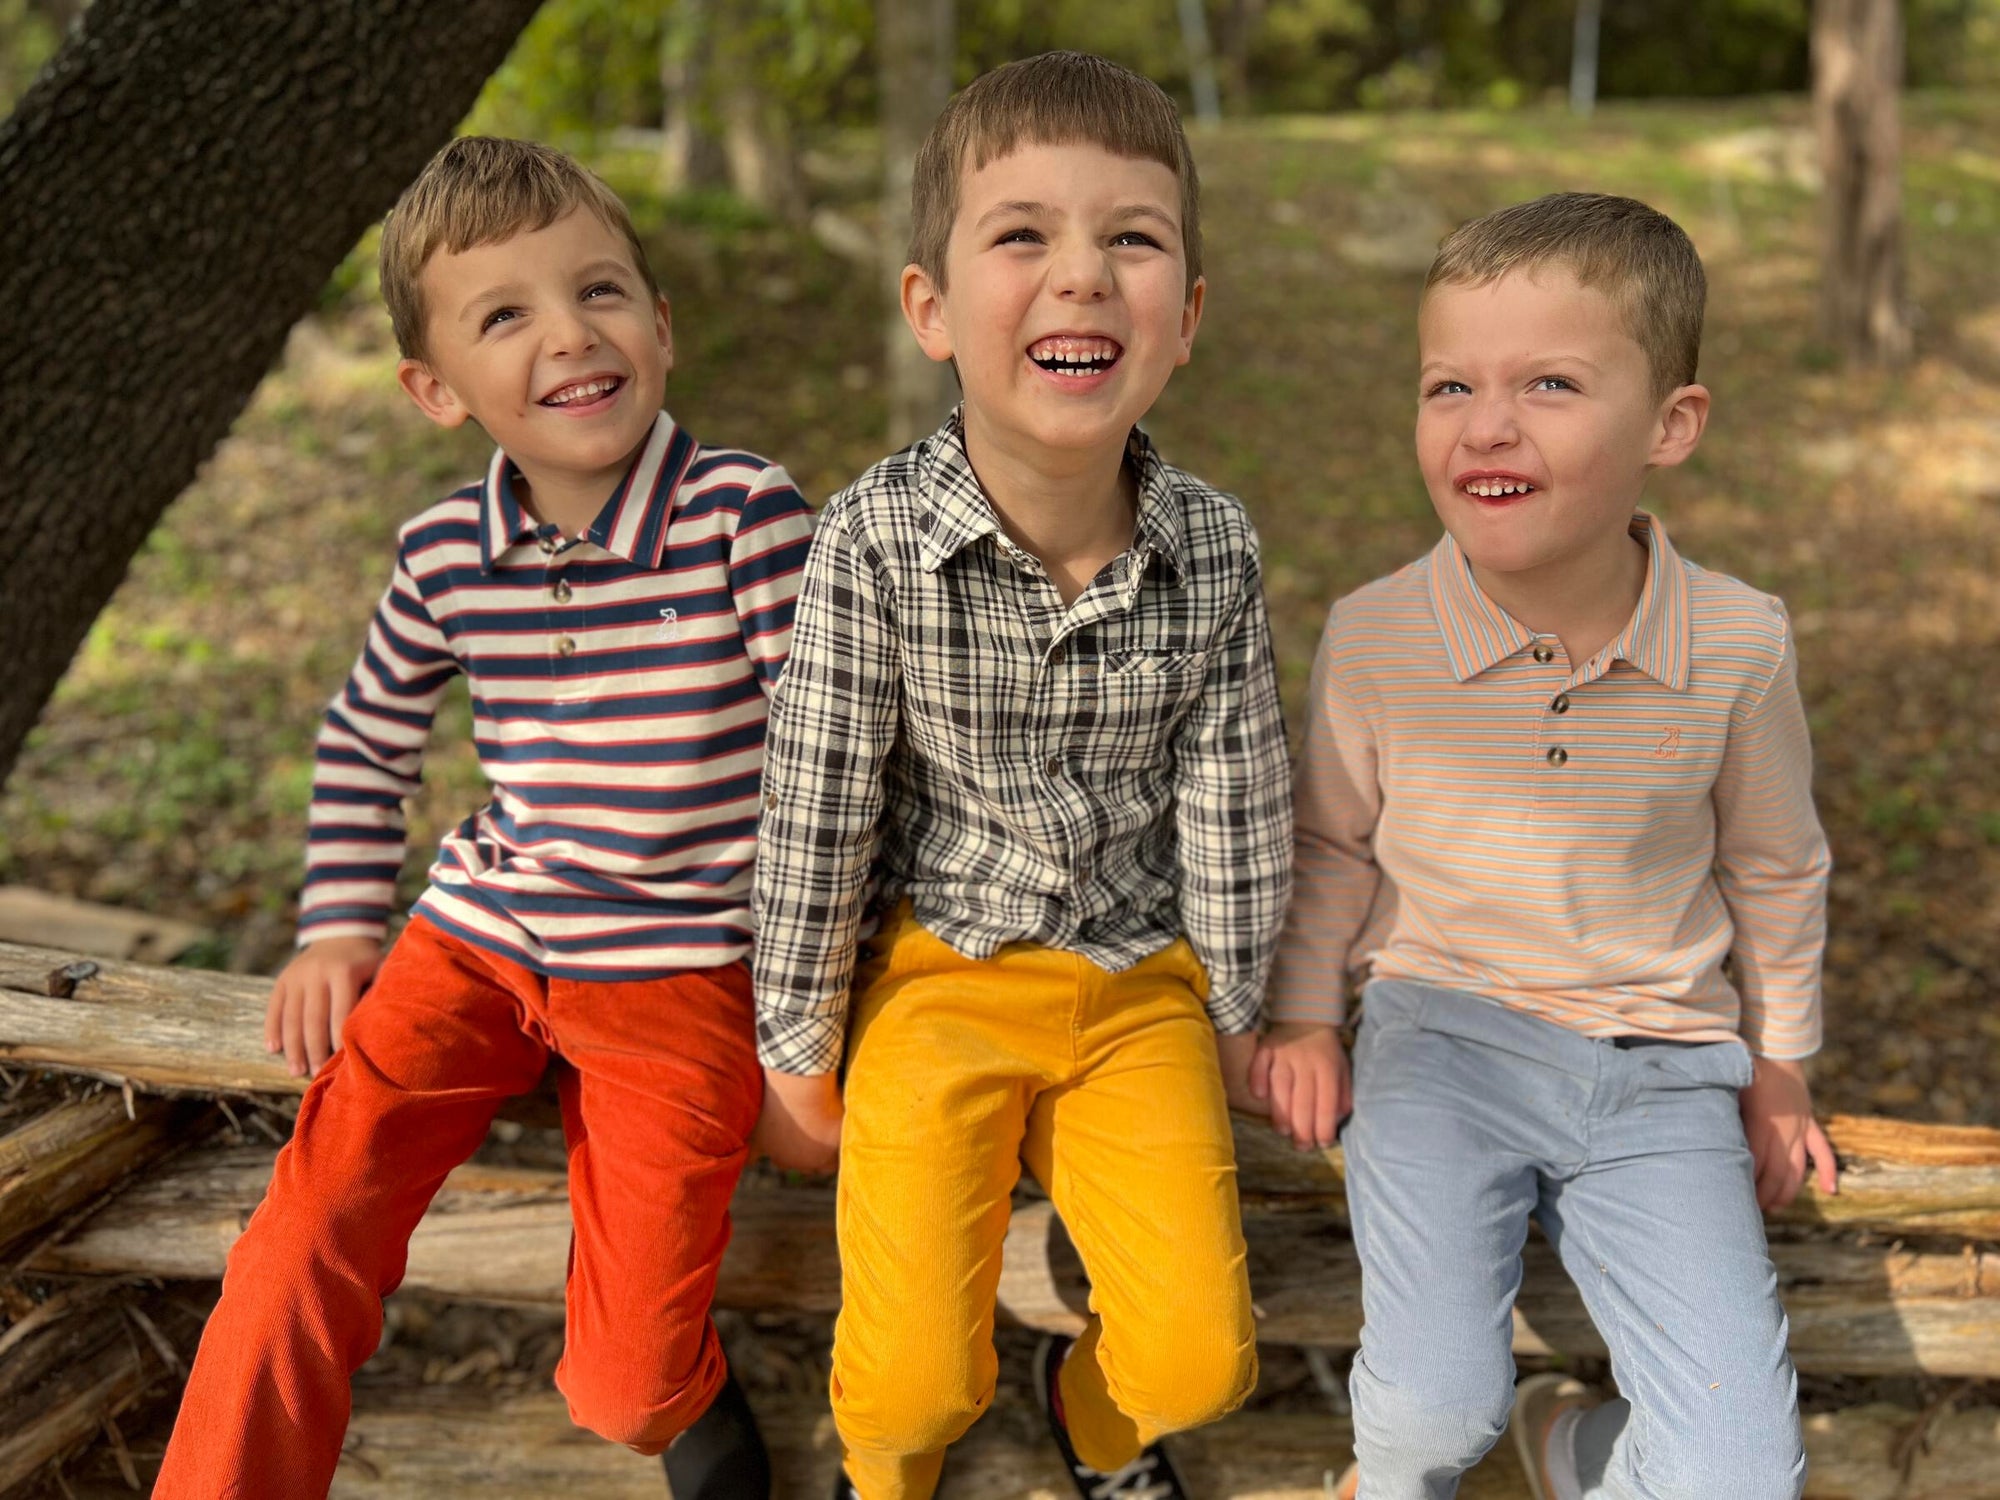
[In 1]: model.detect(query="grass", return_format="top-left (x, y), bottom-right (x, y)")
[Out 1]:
top-left (6, 91), bottom-right (2000, 1123)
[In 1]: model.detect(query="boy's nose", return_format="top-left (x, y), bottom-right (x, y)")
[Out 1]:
top-left (544, 307), bottom-right (600, 356)
top-left (1462, 397), bottom-right (1520, 449)
top-left (1050, 243), bottom-right (1113, 302)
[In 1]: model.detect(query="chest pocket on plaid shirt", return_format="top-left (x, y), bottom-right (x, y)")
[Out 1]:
top-left (1095, 648), bottom-right (1210, 738)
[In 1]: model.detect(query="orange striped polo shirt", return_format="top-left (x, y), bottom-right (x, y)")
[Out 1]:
top-left (1268, 512), bottom-right (1828, 1059)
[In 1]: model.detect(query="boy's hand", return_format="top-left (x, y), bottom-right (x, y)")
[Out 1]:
top-left (264, 937), bottom-right (383, 1079)
top-left (1739, 1055), bottom-right (1839, 1212)
top-left (1215, 1032), bottom-right (1270, 1119)
top-left (1250, 1022), bottom-right (1350, 1151)
top-left (754, 1067), bottom-right (844, 1173)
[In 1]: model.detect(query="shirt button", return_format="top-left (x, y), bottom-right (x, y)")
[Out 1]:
top-left (765, 792), bottom-right (778, 810)
top-left (555, 635), bottom-right (576, 657)
top-left (1550, 692), bottom-right (1571, 714)
top-left (1045, 754), bottom-right (1064, 777)
top-left (1047, 641), bottom-right (1066, 666)
top-left (1532, 642), bottom-right (1555, 664)
top-left (552, 578), bottom-right (573, 603)
top-left (1547, 745), bottom-right (1569, 767)
top-left (538, 535), bottom-right (559, 556)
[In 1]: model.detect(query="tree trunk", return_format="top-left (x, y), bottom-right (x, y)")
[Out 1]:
top-left (6, 937), bottom-right (2000, 1240)
top-left (879, 0), bottom-right (957, 449)
top-left (0, 0), bottom-right (546, 789)
top-left (1570, 0), bottom-right (1602, 117)
top-left (720, 75), bottom-right (805, 224)
top-left (659, 0), bottom-right (726, 194)
top-left (1812, 0), bottom-right (1913, 364)
top-left (31, 1143), bottom-right (2000, 1377)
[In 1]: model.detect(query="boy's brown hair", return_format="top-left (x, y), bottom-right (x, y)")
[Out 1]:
top-left (1425, 192), bottom-right (1705, 397)
top-left (909, 51), bottom-right (1202, 300)
top-left (380, 136), bottom-right (659, 362)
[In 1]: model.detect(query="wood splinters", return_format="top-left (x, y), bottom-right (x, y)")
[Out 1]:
top-left (102, 1414), bottom-right (140, 1490)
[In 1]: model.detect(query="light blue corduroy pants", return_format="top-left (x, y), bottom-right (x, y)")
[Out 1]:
top-left (1343, 979), bottom-right (1805, 1500)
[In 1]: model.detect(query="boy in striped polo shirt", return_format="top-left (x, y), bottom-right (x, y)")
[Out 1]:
top-left (1257, 195), bottom-right (1838, 1500)
top-left (155, 138), bottom-right (814, 1500)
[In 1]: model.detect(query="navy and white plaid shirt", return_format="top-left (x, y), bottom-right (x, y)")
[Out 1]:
top-left (752, 411), bottom-right (1293, 1075)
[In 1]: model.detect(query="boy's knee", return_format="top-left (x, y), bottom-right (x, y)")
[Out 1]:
top-left (1638, 1408), bottom-right (1803, 1500)
top-left (832, 1345), bottom-right (994, 1457)
top-left (561, 1348), bottom-right (717, 1455)
top-left (1110, 1328), bottom-right (1257, 1436)
top-left (1350, 1351), bottom-right (1512, 1474)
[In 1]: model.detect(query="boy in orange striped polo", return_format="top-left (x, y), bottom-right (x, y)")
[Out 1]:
top-left (1256, 194), bottom-right (1838, 1500)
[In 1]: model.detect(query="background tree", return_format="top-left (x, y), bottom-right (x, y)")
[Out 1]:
top-left (0, 0), bottom-right (545, 789)
top-left (881, 0), bottom-right (957, 448)
top-left (1814, 0), bottom-right (1914, 365)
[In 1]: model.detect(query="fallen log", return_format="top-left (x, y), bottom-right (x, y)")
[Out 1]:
top-left (326, 1386), bottom-right (2000, 1500)
top-left (5, 937), bottom-right (1997, 1242)
top-left (0, 1089), bottom-right (213, 1258)
top-left (28, 1145), bottom-right (2000, 1378)
top-left (0, 1283), bottom-right (180, 1496)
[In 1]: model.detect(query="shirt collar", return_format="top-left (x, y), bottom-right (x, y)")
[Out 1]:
top-left (1426, 510), bottom-right (1691, 691)
top-left (477, 411), bottom-right (697, 573)
top-left (911, 407), bottom-right (1190, 590)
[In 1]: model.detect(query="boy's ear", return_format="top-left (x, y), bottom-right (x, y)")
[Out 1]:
top-left (653, 293), bottom-right (675, 376)
top-left (1648, 382), bottom-right (1710, 469)
top-left (397, 358), bottom-right (472, 430)
top-left (900, 263), bottom-right (955, 364)
top-left (1175, 275), bottom-right (1207, 368)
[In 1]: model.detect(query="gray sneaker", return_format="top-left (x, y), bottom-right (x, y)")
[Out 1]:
top-left (1509, 1373), bottom-right (1598, 1500)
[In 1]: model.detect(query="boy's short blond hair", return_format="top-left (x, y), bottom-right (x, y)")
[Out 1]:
top-left (1425, 192), bottom-right (1705, 398)
top-left (380, 136), bottom-right (659, 362)
top-left (909, 51), bottom-right (1202, 301)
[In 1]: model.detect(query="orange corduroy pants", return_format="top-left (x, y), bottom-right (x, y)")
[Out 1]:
top-left (153, 913), bottom-right (761, 1500)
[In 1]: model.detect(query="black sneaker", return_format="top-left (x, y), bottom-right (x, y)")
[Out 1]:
top-left (1034, 1334), bottom-right (1189, 1499)
top-left (661, 1365), bottom-right (771, 1499)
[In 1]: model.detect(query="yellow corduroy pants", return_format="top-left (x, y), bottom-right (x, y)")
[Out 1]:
top-left (829, 903), bottom-right (1258, 1499)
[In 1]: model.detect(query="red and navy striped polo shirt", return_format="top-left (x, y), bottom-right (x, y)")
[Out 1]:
top-left (297, 411), bottom-right (815, 978)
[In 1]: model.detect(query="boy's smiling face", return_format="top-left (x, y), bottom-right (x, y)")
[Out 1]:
top-left (902, 140), bottom-right (1203, 460)
top-left (397, 207), bottom-right (672, 503)
top-left (1416, 266), bottom-right (1706, 587)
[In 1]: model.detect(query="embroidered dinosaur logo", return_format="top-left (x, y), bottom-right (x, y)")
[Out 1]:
top-left (657, 607), bottom-right (679, 642)
top-left (1657, 726), bottom-right (1682, 759)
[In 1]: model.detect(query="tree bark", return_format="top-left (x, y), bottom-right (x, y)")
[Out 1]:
top-left (0, 1283), bottom-right (191, 1495)
top-left (324, 1386), bottom-right (2000, 1500)
top-left (6, 937), bottom-right (2000, 1240)
top-left (0, 1088), bottom-right (211, 1257)
top-left (29, 1143), bottom-right (2000, 1377)
top-left (0, 0), bottom-right (547, 788)
top-left (1812, 0), bottom-right (1913, 364)
top-left (878, 0), bottom-right (957, 449)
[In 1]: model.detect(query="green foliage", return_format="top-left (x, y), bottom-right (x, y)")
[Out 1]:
top-left (467, 0), bottom-right (666, 141)
top-left (0, 0), bottom-right (61, 116)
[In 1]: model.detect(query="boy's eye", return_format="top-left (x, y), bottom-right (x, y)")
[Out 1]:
top-left (1534, 375), bottom-right (1578, 392)
top-left (1110, 230), bottom-right (1162, 249)
top-left (583, 281), bottom-right (625, 300)
top-left (481, 307), bottom-right (520, 333)
top-left (1425, 380), bottom-right (1470, 398)
top-left (997, 228), bottom-right (1043, 246)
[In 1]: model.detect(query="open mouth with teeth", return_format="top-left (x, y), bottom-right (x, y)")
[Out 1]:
top-left (1462, 478), bottom-right (1539, 499)
top-left (1028, 336), bottom-right (1123, 379)
top-left (540, 376), bottom-right (624, 409)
